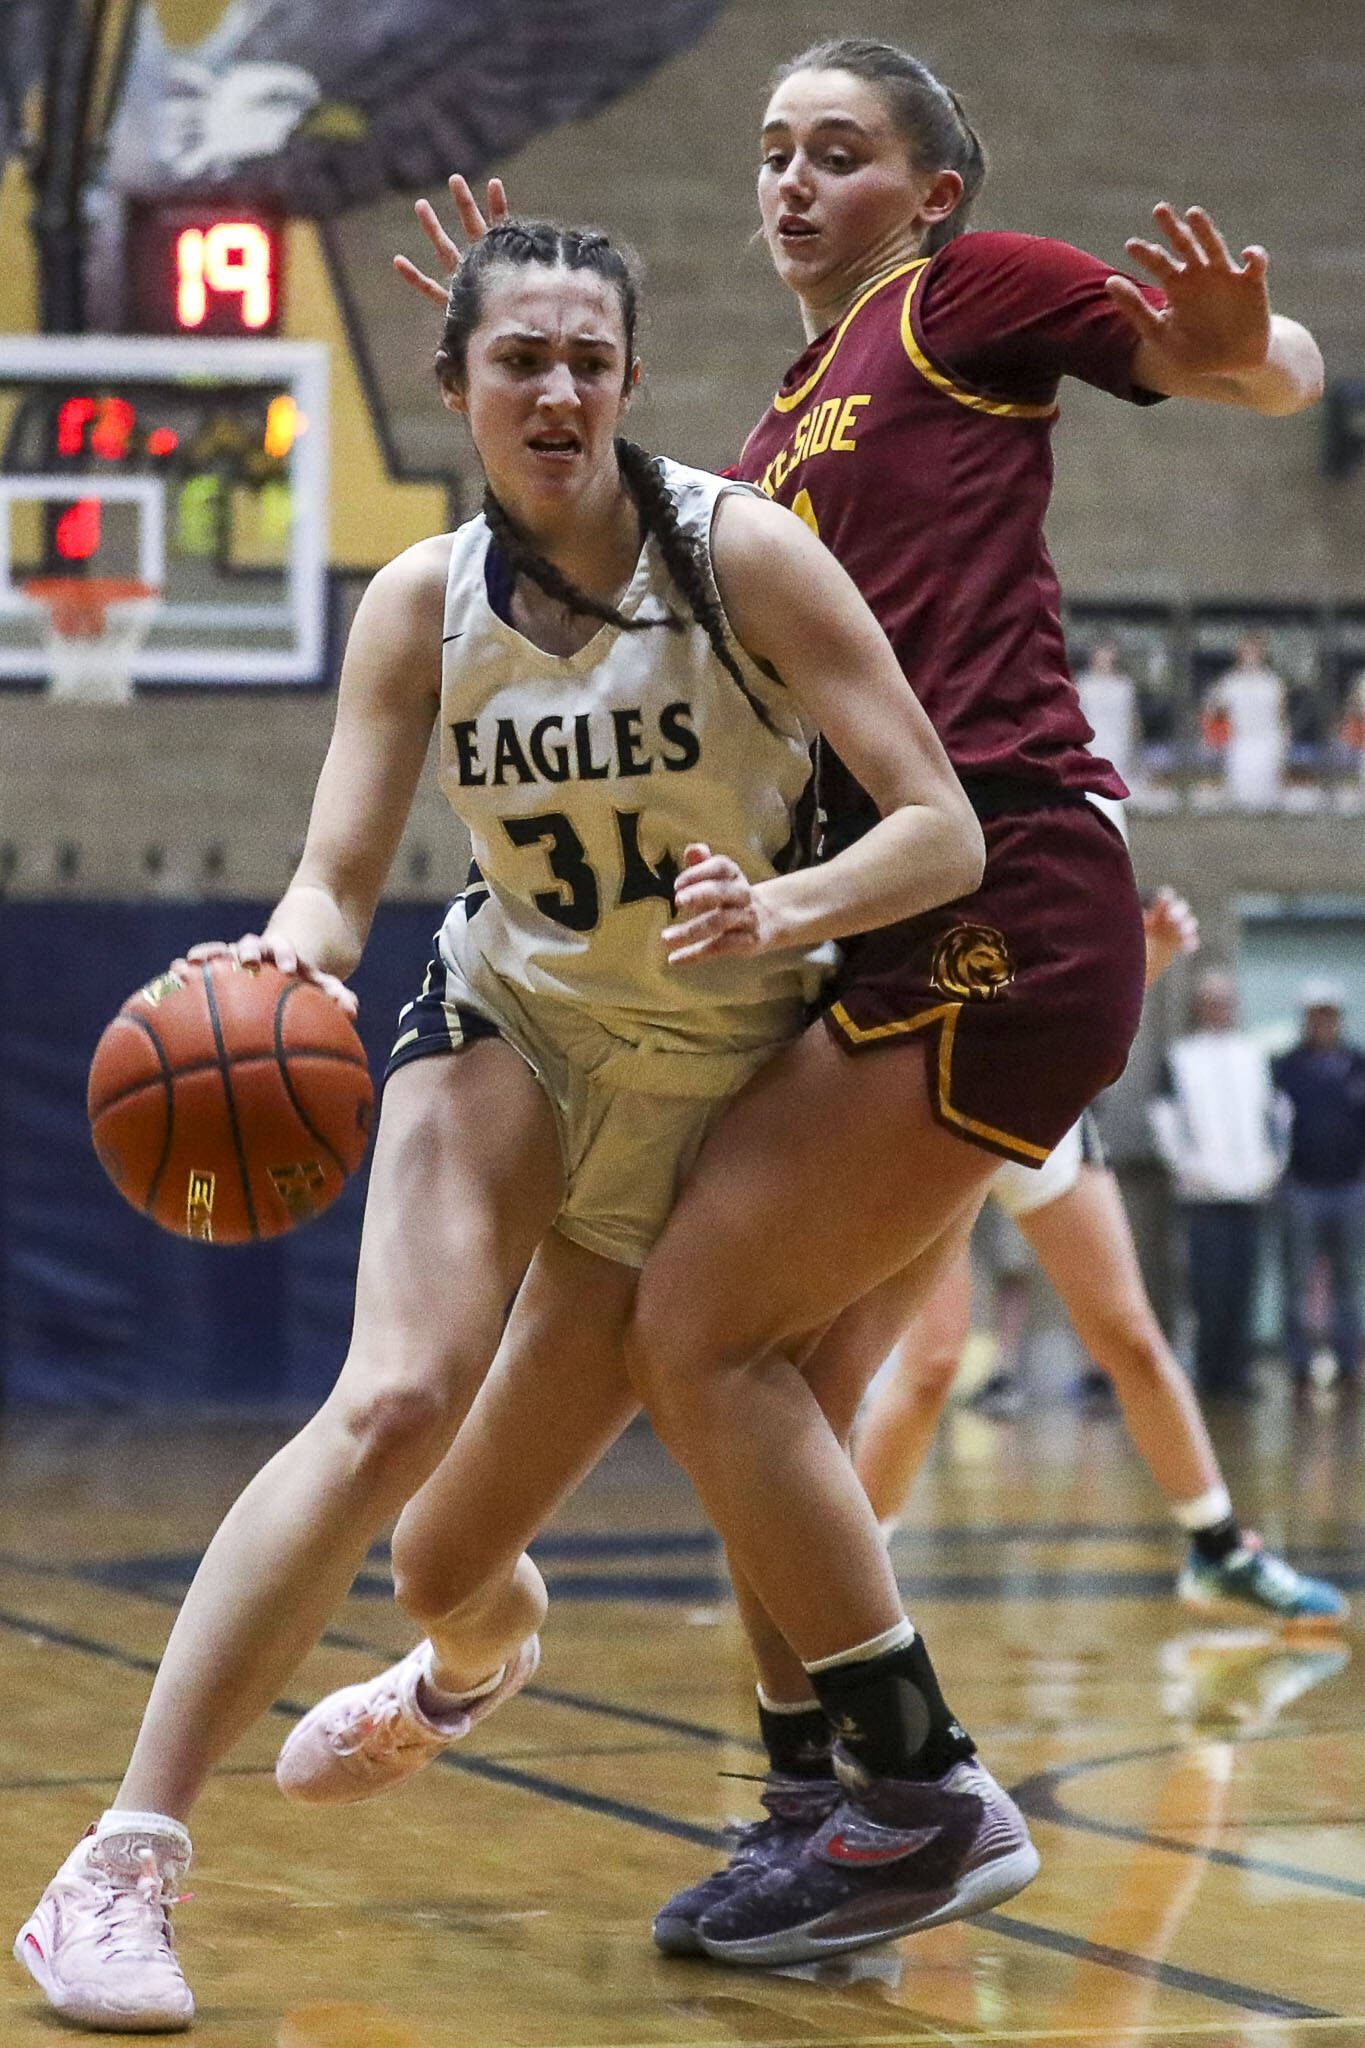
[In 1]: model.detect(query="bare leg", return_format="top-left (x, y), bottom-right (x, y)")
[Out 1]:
top-left (730, 1210), bottom-right (982, 1705)
top-left (853, 1246), bottom-right (974, 1527)
top-left (1023, 1165), bottom-right (1221, 1504)
top-left (115, 1046), bottom-right (563, 1821)
top-left (388, 1228), bottom-right (642, 1689)
top-left (627, 1029), bottom-right (999, 1664)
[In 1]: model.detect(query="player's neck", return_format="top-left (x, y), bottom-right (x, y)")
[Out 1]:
top-left (507, 476), bottom-right (643, 643)
top-left (795, 232), bottom-right (932, 342)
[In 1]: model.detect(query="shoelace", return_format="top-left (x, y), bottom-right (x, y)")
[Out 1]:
top-left (338, 1692), bottom-right (432, 1759)
top-left (80, 1850), bottom-right (184, 1963)
top-left (715, 1784), bottom-right (839, 1869)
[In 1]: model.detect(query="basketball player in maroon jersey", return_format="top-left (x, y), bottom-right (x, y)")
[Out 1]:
top-left (376, 36), bottom-right (1323, 1966)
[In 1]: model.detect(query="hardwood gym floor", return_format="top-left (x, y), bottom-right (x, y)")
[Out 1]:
top-left (1, 1391), bottom-right (1361, 2045)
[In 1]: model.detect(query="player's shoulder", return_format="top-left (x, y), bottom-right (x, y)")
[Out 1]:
top-left (353, 531), bottom-right (457, 644)
top-left (928, 228), bottom-right (1113, 291)
top-left (711, 479), bottom-right (817, 566)
top-left (370, 529), bottom-right (458, 599)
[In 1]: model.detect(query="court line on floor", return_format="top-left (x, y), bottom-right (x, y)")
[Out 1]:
top-left (600, 2028), bottom-right (1357, 2046)
top-left (6, 1573), bottom-right (1361, 1894)
top-left (31, 1547), bottom-right (1365, 1604)
top-left (0, 1601), bottom-right (1340, 2022)
top-left (974, 1913), bottom-right (1332, 2019)
top-left (1011, 1735), bottom-right (1365, 1900)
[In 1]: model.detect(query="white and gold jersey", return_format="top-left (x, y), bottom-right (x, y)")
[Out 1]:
top-left (436, 459), bottom-right (829, 1054)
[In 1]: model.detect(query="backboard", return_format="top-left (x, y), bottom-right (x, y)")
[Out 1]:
top-left (0, 335), bottom-right (328, 685)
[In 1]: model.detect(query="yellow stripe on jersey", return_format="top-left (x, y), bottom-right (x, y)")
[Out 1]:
top-left (898, 265), bottom-right (1059, 421)
top-left (827, 998), bottom-right (1054, 1164)
top-left (772, 260), bottom-right (929, 413)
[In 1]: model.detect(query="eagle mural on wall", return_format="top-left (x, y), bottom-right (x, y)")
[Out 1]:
top-left (95, 0), bottom-right (729, 214)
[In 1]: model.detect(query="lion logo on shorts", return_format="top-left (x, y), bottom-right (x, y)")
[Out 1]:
top-left (931, 923), bottom-right (1015, 1001)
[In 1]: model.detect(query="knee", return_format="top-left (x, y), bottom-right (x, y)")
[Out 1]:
top-left (393, 1543), bottom-right (548, 1639)
top-left (912, 1345), bottom-right (961, 1406)
top-left (1076, 1303), bottom-right (1169, 1390)
top-left (327, 1372), bottom-right (462, 1496)
top-left (623, 1290), bottom-right (743, 1449)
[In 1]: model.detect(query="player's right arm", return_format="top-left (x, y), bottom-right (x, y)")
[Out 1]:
top-left (193, 536), bottom-right (450, 1011)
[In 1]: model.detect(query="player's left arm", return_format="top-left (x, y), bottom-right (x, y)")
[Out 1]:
top-left (1109, 204), bottom-right (1323, 415)
top-left (664, 493), bottom-right (984, 964)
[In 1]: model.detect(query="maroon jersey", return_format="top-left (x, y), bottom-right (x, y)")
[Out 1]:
top-left (736, 231), bottom-right (1164, 846)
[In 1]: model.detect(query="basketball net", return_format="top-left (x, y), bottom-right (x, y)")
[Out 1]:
top-left (23, 577), bottom-right (161, 704)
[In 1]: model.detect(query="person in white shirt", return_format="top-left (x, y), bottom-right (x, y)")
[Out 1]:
top-left (1075, 637), bottom-right (1139, 790)
top-left (1149, 969), bottom-right (1285, 1395)
top-left (1204, 632), bottom-right (1286, 807)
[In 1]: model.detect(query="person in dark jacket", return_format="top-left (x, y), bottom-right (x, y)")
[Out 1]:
top-left (1273, 979), bottom-right (1365, 1393)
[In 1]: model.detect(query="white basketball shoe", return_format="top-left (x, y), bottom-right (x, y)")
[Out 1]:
top-left (15, 1813), bottom-right (194, 2031)
top-left (276, 1634), bottom-right (540, 1804)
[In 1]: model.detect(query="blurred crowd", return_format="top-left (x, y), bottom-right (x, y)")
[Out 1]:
top-left (1072, 627), bottom-right (1365, 811)
top-left (963, 973), bottom-right (1365, 1414)
top-left (1150, 972), bottom-right (1365, 1400)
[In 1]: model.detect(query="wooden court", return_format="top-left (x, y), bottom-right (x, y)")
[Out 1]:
top-left (2, 1391), bottom-right (1362, 2046)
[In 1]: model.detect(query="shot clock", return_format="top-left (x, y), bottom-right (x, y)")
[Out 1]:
top-left (126, 206), bottom-right (285, 338)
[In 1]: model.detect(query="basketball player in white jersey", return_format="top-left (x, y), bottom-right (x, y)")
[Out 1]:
top-left (15, 220), bottom-right (989, 2030)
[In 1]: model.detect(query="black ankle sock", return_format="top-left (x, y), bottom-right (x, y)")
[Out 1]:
top-left (808, 1632), bottom-right (976, 1782)
top-left (1190, 1515), bottom-right (1243, 1565)
top-left (757, 1701), bottom-right (835, 1779)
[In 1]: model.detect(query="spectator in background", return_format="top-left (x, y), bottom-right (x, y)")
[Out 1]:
top-left (1150, 970), bottom-right (1284, 1398)
top-left (1341, 670), bottom-right (1365, 790)
top-left (1272, 980), bottom-right (1365, 1396)
top-left (1204, 631), bottom-right (1286, 807)
top-left (1075, 638), bottom-right (1139, 790)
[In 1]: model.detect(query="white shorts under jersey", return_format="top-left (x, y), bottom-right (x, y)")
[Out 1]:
top-left (436, 459), bottom-right (830, 1064)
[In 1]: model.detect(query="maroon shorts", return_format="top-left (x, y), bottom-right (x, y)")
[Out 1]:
top-left (824, 799), bottom-right (1145, 1168)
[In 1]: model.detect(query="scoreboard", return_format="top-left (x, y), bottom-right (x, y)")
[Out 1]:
top-left (0, 334), bottom-right (327, 684)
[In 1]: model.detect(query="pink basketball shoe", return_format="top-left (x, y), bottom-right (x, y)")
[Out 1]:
top-left (276, 1634), bottom-right (540, 1804)
top-left (15, 1814), bottom-right (194, 2031)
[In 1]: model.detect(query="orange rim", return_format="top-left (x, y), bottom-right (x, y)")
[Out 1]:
top-left (23, 577), bottom-right (159, 640)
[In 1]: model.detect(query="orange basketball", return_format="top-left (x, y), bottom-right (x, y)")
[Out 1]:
top-left (87, 957), bottom-right (374, 1244)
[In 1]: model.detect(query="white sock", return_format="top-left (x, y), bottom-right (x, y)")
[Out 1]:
top-left (803, 1616), bottom-right (915, 1675)
top-left (420, 1644), bottom-right (506, 1713)
top-left (756, 1684), bottom-right (820, 1714)
top-left (1172, 1485), bottom-right (1233, 1533)
top-left (94, 1811), bottom-right (192, 1866)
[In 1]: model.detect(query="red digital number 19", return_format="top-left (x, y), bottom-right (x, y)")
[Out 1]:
top-left (176, 223), bottom-right (274, 331)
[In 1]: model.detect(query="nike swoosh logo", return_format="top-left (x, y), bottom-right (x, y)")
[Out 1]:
top-left (442, 630), bottom-right (465, 644)
top-left (822, 1826), bottom-right (939, 1866)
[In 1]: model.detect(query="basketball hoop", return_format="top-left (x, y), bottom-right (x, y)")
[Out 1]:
top-left (22, 577), bottom-right (160, 704)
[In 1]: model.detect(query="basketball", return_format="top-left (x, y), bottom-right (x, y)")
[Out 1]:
top-left (87, 957), bottom-right (374, 1244)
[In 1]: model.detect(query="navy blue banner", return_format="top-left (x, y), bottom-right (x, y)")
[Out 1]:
top-left (0, 901), bottom-right (441, 1407)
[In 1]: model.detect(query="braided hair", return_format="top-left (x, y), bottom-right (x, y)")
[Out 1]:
top-left (773, 37), bottom-right (988, 254)
top-left (437, 218), bottom-right (775, 729)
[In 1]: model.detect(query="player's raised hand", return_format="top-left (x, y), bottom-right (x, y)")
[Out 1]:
top-left (1106, 203), bottom-right (1272, 376)
top-left (664, 843), bottom-right (779, 964)
top-left (393, 174), bottom-right (512, 309)
top-left (1142, 885), bottom-right (1199, 989)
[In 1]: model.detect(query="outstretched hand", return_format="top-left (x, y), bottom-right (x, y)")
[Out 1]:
top-left (1107, 203), bottom-right (1272, 378)
top-left (393, 174), bottom-right (511, 309)
top-left (1142, 885), bottom-right (1199, 990)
